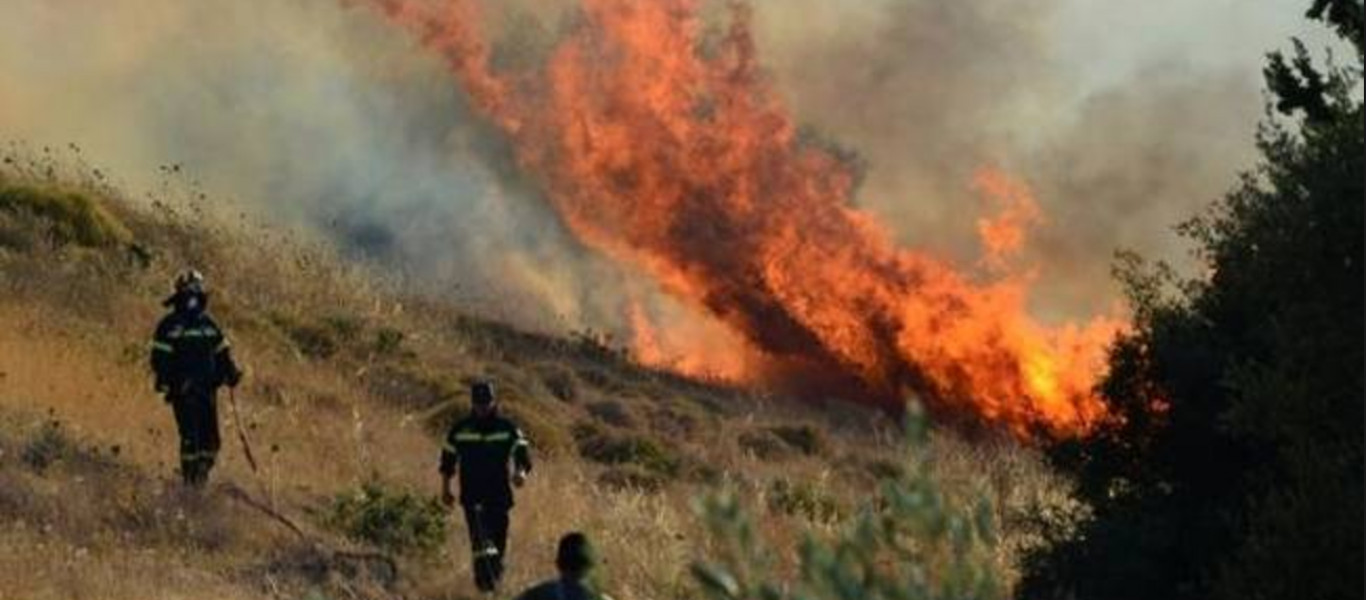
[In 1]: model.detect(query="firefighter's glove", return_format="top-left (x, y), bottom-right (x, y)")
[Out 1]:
top-left (512, 469), bottom-right (528, 488)
top-left (224, 367), bottom-right (243, 389)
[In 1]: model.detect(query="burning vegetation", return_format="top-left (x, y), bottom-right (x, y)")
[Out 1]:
top-left (366, 0), bottom-right (1124, 436)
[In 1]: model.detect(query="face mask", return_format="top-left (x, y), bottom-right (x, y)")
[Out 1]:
top-left (176, 292), bottom-right (205, 314)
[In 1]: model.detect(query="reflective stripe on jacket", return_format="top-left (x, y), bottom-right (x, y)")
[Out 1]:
top-left (440, 414), bottom-right (532, 508)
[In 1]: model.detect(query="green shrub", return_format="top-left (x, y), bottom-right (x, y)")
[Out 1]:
top-left (586, 399), bottom-right (634, 428)
top-left (692, 405), bottom-right (1005, 600)
top-left (21, 419), bottom-right (71, 473)
top-left (371, 327), bottom-right (406, 357)
top-left (291, 324), bottom-right (338, 359)
top-left (598, 465), bottom-right (668, 493)
top-left (767, 478), bottom-right (843, 524)
top-left (325, 479), bottom-right (448, 556)
top-left (537, 364), bottom-right (579, 403)
top-left (576, 366), bottom-right (630, 394)
top-left (865, 458), bottom-right (905, 481)
top-left (737, 430), bottom-right (787, 460)
top-left (574, 423), bottom-right (681, 477)
top-left (769, 425), bottom-right (827, 457)
top-left (321, 315), bottom-right (363, 343)
top-left (738, 425), bottom-right (827, 461)
top-left (0, 183), bottom-right (131, 247)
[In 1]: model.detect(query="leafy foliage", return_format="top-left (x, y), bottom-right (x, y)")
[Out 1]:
top-left (692, 406), bottom-right (1005, 600)
top-left (1022, 3), bottom-right (1364, 599)
top-left (325, 479), bottom-right (449, 556)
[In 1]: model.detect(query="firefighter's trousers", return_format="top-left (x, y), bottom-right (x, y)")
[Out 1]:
top-left (462, 503), bottom-right (511, 592)
top-left (168, 387), bottom-right (221, 488)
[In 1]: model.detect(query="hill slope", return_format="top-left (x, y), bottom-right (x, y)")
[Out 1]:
top-left (0, 152), bottom-right (1067, 599)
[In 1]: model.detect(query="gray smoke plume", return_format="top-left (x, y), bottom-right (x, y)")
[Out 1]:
top-left (752, 0), bottom-right (1335, 320)
top-left (0, 0), bottom-right (648, 332)
top-left (0, 0), bottom-right (1334, 341)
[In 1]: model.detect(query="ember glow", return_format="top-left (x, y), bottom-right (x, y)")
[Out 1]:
top-left (368, 0), bottom-right (1124, 435)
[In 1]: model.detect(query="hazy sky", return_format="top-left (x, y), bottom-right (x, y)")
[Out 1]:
top-left (1054, 0), bottom-right (1333, 87)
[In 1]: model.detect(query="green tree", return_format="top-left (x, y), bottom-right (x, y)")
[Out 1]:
top-left (1022, 2), bottom-right (1363, 599)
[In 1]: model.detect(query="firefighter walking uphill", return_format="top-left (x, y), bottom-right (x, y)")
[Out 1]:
top-left (149, 269), bottom-right (243, 488)
top-left (440, 381), bottom-right (533, 594)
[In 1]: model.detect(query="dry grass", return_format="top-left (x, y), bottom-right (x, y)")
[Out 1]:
top-left (0, 151), bottom-right (1069, 599)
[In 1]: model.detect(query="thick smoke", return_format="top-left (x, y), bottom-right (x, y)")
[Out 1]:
top-left (0, 0), bottom-right (1327, 347)
top-left (752, 0), bottom-right (1327, 320)
top-left (0, 0), bottom-right (668, 333)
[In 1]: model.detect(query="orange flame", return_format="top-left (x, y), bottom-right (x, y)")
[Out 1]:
top-left (974, 167), bottom-right (1043, 271)
top-left (627, 300), bottom-right (750, 381)
top-left (367, 0), bottom-right (1124, 435)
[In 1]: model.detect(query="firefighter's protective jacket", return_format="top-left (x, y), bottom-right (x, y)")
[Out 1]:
top-left (440, 414), bottom-right (532, 508)
top-left (150, 309), bottom-right (240, 394)
top-left (514, 579), bottom-right (604, 600)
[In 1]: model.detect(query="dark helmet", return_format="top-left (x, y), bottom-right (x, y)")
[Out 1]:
top-left (471, 381), bottom-right (496, 406)
top-left (555, 532), bottom-right (596, 576)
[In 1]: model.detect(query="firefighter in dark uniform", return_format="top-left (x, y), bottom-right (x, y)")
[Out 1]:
top-left (149, 270), bottom-right (242, 488)
top-left (440, 381), bottom-right (532, 593)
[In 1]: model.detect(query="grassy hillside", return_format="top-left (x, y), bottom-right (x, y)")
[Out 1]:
top-left (0, 149), bottom-right (1071, 599)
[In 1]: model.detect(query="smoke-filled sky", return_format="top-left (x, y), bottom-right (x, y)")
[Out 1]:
top-left (753, 0), bottom-right (1338, 319)
top-left (0, 0), bottom-right (1337, 335)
